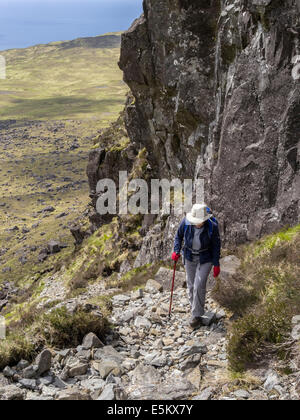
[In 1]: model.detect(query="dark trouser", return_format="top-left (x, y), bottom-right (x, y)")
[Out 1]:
top-left (185, 256), bottom-right (213, 318)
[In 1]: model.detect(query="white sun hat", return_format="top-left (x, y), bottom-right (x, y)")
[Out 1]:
top-left (186, 203), bottom-right (211, 225)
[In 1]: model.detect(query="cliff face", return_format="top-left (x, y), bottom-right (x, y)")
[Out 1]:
top-left (119, 0), bottom-right (300, 246)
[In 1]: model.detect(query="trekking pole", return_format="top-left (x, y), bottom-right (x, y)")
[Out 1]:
top-left (168, 261), bottom-right (177, 318)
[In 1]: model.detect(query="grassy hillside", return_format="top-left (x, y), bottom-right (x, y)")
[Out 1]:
top-left (0, 33), bottom-right (126, 121)
top-left (0, 33), bottom-right (128, 286)
top-left (212, 224), bottom-right (300, 372)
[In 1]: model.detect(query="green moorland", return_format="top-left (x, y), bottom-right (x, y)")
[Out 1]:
top-left (0, 33), bottom-right (128, 286)
top-left (0, 33), bottom-right (125, 121)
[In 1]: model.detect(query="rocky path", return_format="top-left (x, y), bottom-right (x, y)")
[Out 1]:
top-left (0, 268), bottom-right (299, 400)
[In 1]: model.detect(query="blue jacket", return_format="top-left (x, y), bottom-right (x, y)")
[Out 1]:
top-left (173, 217), bottom-right (221, 266)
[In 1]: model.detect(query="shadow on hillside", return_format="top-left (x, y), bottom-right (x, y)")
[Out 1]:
top-left (59, 35), bottom-right (121, 50)
top-left (0, 96), bottom-right (123, 119)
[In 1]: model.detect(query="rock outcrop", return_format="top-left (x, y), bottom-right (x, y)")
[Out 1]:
top-left (116, 0), bottom-right (300, 248)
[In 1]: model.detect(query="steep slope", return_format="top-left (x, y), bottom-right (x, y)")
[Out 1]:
top-left (0, 225), bottom-right (299, 400)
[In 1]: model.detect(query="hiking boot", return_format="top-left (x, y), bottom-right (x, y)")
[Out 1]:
top-left (189, 317), bottom-right (202, 329)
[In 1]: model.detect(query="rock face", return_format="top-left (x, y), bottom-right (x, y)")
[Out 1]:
top-left (116, 0), bottom-right (300, 247)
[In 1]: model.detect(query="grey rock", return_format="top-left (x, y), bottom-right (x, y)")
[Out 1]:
top-left (292, 315), bottom-right (300, 325)
top-left (35, 349), bottom-right (52, 375)
top-left (38, 376), bottom-right (54, 386)
top-left (117, 309), bottom-right (138, 323)
top-left (122, 358), bottom-right (137, 371)
top-left (208, 255), bottom-right (241, 290)
top-left (252, 0), bottom-right (272, 5)
top-left (106, 373), bottom-right (122, 385)
top-left (19, 378), bottom-right (37, 390)
top-left (0, 374), bottom-right (9, 387)
top-left (193, 387), bottom-right (213, 400)
top-left (68, 362), bottom-right (88, 378)
top-left (291, 324), bottom-right (300, 340)
top-left (177, 343), bottom-right (208, 358)
top-left (154, 268), bottom-right (186, 291)
top-left (0, 299), bottom-right (8, 311)
top-left (3, 366), bottom-right (16, 378)
top-left (179, 353), bottom-right (202, 371)
top-left (17, 360), bottom-right (30, 370)
top-left (0, 385), bottom-right (25, 400)
top-left (264, 371), bottom-right (280, 391)
top-left (134, 316), bottom-right (152, 329)
top-left (145, 279), bottom-right (163, 293)
top-left (112, 294), bottom-right (131, 305)
top-left (126, 364), bottom-right (196, 400)
top-left (42, 206), bottom-right (55, 213)
top-left (93, 345), bottom-right (124, 364)
top-left (56, 349), bottom-right (71, 358)
top-left (53, 376), bottom-right (68, 389)
top-left (25, 394), bottom-right (54, 401)
top-left (116, 0), bottom-right (300, 251)
top-left (216, 309), bottom-right (226, 320)
top-left (201, 311), bottom-right (217, 326)
top-left (82, 332), bottom-right (104, 349)
top-left (144, 352), bottom-right (167, 367)
top-left (97, 383), bottom-right (115, 400)
top-left (81, 378), bottom-right (106, 394)
top-left (23, 364), bottom-right (39, 379)
top-left (92, 359), bottom-right (122, 379)
top-left (47, 240), bottom-right (61, 254)
top-left (77, 349), bottom-right (91, 361)
top-left (56, 388), bottom-right (90, 401)
top-left (233, 389), bottom-right (250, 399)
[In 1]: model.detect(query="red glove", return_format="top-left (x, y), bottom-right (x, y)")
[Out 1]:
top-left (213, 266), bottom-right (220, 278)
top-left (172, 252), bottom-right (180, 262)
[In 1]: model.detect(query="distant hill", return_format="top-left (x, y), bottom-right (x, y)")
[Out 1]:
top-left (57, 34), bottom-right (121, 49)
top-left (0, 32), bottom-right (126, 121)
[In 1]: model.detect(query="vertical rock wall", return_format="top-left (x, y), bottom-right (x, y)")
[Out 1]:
top-left (119, 0), bottom-right (300, 247)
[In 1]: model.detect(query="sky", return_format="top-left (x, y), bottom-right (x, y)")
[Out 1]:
top-left (0, 0), bottom-right (143, 51)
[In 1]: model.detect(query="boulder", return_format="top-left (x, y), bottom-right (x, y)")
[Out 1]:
top-left (68, 362), bottom-right (88, 378)
top-left (201, 311), bottom-right (216, 326)
top-left (42, 206), bottom-right (55, 213)
top-left (112, 294), bottom-right (131, 306)
top-left (56, 388), bottom-right (91, 401)
top-left (97, 384), bottom-right (116, 400)
top-left (145, 279), bottom-right (163, 293)
top-left (81, 378), bottom-right (106, 399)
top-left (35, 349), bottom-right (52, 376)
top-left (154, 267), bottom-right (186, 291)
top-left (47, 241), bottom-right (61, 254)
top-left (19, 378), bottom-right (37, 391)
top-left (3, 366), bottom-right (16, 378)
top-left (134, 316), bottom-right (152, 330)
top-left (177, 343), bottom-right (208, 358)
top-left (92, 360), bottom-right (122, 379)
top-left (93, 346), bottom-right (124, 364)
top-left (193, 387), bottom-right (213, 400)
top-left (82, 332), bottom-right (104, 350)
top-left (208, 255), bottom-right (241, 290)
top-left (264, 371), bottom-right (280, 391)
